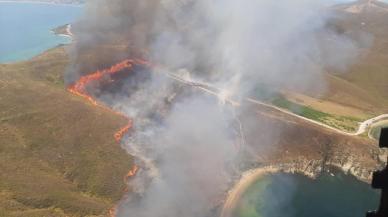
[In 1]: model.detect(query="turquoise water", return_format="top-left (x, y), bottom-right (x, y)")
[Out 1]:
top-left (0, 2), bottom-right (82, 63)
top-left (235, 172), bottom-right (380, 217)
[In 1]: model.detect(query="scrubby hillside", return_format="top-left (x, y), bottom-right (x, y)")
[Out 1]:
top-left (276, 0), bottom-right (388, 132)
top-left (0, 46), bottom-right (133, 217)
top-left (330, 0), bottom-right (388, 112)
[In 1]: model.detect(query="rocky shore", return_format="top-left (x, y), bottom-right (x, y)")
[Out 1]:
top-left (263, 148), bottom-right (387, 183)
top-left (52, 24), bottom-right (73, 38)
top-left (236, 143), bottom-right (387, 186)
top-left (219, 148), bottom-right (387, 217)
top-left (217, 102), bottom-right (388, 217)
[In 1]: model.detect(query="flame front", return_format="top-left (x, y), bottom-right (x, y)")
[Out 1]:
top-left (109, 207), bottom-right (117, 217)
top-left (108, 165), bottom-right (139, 217)
top-left (126, 165), bottom-right (139, 178)
top-left (114, 121), bottom-right (132, 142)
top-left (67, 58), bottom-right (150, 142)
top-left (68, 59), bottom-right (148, 217)
top-left (68, 59), bottom-right (149, 106)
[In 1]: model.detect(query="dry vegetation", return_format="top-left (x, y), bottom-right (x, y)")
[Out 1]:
top-left (327, 3), bottom-right (388, 112)
top-left (0, 46), bottom-right (133, 217)
top-left (240, 102), bottom-right (381, 181)
top-left (275, 3), bottom-right (388, 131)
top-left (0, 2), bottom-right (387, 216)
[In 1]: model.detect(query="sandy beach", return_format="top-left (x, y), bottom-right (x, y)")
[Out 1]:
top-left (220, 167), bottom-right (280, 217)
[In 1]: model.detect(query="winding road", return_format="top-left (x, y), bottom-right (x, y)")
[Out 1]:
top-left (158, 68), bottom-right (388, 137)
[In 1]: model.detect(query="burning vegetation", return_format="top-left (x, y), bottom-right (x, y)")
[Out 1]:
top-left (68, 59), bottom-right (145, 217)
top-left (114, 122), bottom-right (133, 143)
top-left (64, 1), bottom-right (373, 217)
top-left (67, 59), bottom-right (149, 106)
top-left (67, 58), bottom-right (150, 143)
top-left (126, 165), bottom-right (139, 179)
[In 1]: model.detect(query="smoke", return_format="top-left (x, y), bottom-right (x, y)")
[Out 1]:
top-left (67, 0), bottom-right (370, 217)
top-left (116, 96), bottom-right (236, 217)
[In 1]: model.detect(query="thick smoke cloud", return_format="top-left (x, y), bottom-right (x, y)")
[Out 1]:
top-left (67, 1), bottom-right (368, 217)
top-left (116, 96), bottom-right (236, 217)
top-left (68, 0), bottom-right (367, 94)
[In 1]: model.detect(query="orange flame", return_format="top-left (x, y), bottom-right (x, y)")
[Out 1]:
top-left (67, 58), bottom-right (149, 142)
top-left (114, 121), bottom-right (132, 142)
top-left (68, 59), bottom-right (148, 217)
top-left (126, 165), bottom-right (139, 179)
top-left (68, 59), bottom-right (149, 106)
top-left (109, 206), bottom-right (117, 217)
top-left (107, 165), bottom-right (139, 217)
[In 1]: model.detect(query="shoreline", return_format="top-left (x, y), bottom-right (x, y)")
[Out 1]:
top-left (219, 158), bottom-right (380, 217)
top-left (220, 167), bottom-right (280, 217)
top-left (0, 0), bottom-right (84, 7)
top-left (52, 24), bottom-right (73, 39)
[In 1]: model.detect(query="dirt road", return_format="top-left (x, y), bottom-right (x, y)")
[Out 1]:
top-left (160, 69), bottom-right (388, 137)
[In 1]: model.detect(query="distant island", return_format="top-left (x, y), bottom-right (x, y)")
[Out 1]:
top-left (52, 24), bottom-right (73, 38)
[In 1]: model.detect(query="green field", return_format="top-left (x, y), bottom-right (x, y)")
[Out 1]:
top-left (271, 95), bottom-right (361, 132)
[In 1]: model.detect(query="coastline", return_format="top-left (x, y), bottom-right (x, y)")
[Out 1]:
top-left (0, 0), bottom-right (83, 7)
top-left (220, 167), bottom-right (280, 217)
top-left (52, 24), bottom-right (73, 39)
top-left (219, 154), bottom-right (386, 217)
top-left (0, 1), bottom-right (80, 64)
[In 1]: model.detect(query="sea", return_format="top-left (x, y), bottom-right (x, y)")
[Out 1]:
top-left (0, 2), bottom-right (82, 63)
top-left (235, 171), bottom-right (380, 217)
top-left (2, 0), bottom-right (384, 64)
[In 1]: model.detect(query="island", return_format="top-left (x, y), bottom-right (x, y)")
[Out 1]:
top-left (52, 24), bottom-right (73, 38)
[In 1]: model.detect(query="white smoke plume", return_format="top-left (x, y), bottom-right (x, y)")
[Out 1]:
top-left (67, 0), bottom-right (370, 217)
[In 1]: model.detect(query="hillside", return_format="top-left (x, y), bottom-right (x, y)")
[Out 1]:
top-left (0, 46), bottom-right (133, 217)
top-left (273, 0), bottom-right (388, 133)
top-left (331, 0), bottom-right (388, 112)
top-left (239, 101), bottom-right (384, 183)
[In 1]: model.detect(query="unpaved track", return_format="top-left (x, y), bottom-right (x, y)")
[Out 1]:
top-left (159, 69), bottom-right (388, 137)
top-left (246, 98), bottom-right (388, 136)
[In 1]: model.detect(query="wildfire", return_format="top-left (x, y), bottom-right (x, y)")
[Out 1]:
top-left (114, 121), bottom-right (132, 142)
top-left (126, 165), bottom-right (139, 178)
top-left (68, 59), bottom-right (149, 217)
top-left (109, 207), bottom-right (117, 217)
top-left (107, 165), bottom-right (139, 217)
top-left (67, 58), bottom-right (150, 141)
top-left (68, 59), bottom-right (149, 106)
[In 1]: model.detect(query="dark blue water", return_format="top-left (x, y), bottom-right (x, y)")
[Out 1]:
top-left (235, 172), bottom-right (380, 217)
top-left (0, 2), bottom-right (82, 63)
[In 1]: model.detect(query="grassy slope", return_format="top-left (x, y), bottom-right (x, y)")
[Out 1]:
top-left (274, 4), bottom-right (388, 132)
top-left (326, 4), bottom-right (388, 114)
top-left (0, 46), bottom-right (133, 217)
